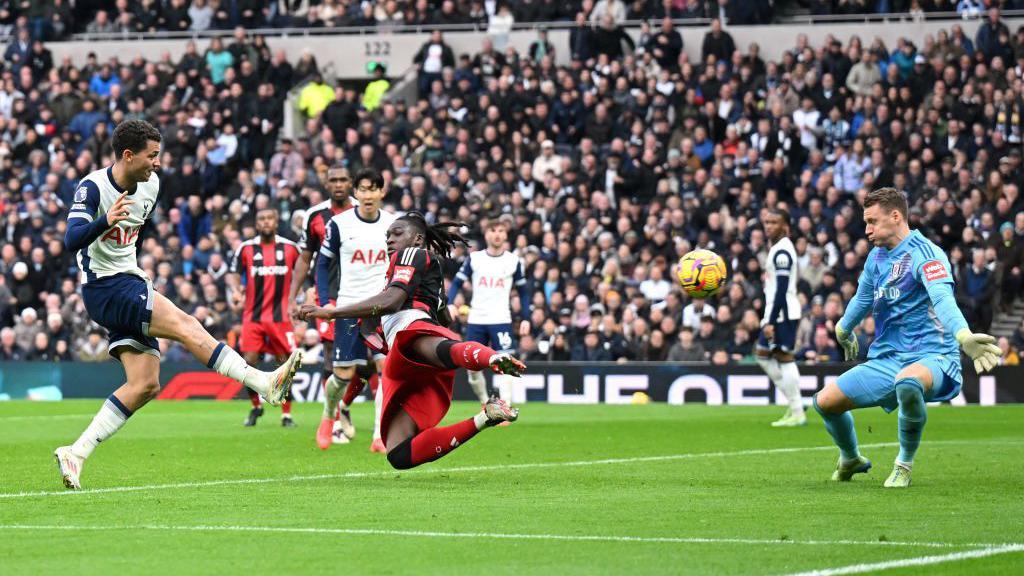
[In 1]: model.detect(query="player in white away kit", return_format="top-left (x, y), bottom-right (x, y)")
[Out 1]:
top-left (53, 120), bottom-right (301, 490)
top-left (757, 209), bottom-right (807, 427)
top-left (315, 169), bottom-right (395, 452)
top-left (447, 220), bottom-right (530, 404)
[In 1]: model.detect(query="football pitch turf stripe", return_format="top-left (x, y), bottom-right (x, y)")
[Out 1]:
top-left (781, 543), bottom-right (1024, 575)
top-left (0, 524), bottom-right (1016, 551)
top-left (0, 439), bottom-right (992, 500)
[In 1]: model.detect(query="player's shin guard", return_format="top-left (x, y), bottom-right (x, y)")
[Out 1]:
top-left (71, 394), bottom-right (132, 459)
top-left (467, 370), bottom-right (489, 403)
top-left (894, 378), bottom-right (927, 466)
top-left (386, 418), bottom-right (481, 470)
top-left (778, 362), bottom-right (805, 416)
top-left (813, 394), bottom-right (860, 461)
top-left (207, 342), bottom-right (265, 395)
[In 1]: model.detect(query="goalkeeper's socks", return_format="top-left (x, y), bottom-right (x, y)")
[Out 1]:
top-left (895, 378), bottom-right (928, 465)
top-left (813, 394), bottom-right (860, 461)
top-left (71, 394), bottom-right (132, 459)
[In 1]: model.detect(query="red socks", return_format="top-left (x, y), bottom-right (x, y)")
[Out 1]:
top-left (449, 341), bottom-right (497, 371)
top-left (282, 399), bottom-right (292, 415)
top-left (247, 389), bottom-right (262, 408)
top-left (408, 418), bottom-right (480, 467)
top-left (342, 377), bottom-right (366, 407)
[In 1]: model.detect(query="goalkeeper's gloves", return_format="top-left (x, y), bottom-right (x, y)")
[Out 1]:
top-left (955, 328), bottom-right (1002, 373)
top-left (835, 324), bottom-right (858, 361)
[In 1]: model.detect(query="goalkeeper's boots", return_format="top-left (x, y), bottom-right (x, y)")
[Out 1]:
top-left (831, 455), bottom-right (872, 482)
top-left (883, 462), bottom-right (912, 488)
top-left (53, 446), bottom-right (83, 490)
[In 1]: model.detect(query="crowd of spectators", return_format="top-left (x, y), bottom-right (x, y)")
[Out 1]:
top-left (1, 5), bottom-right (1024, 367)
top-left (18, 0), bottom-right (1024, 42)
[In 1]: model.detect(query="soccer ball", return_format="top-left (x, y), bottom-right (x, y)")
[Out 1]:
top-left (676, 249), bottom-right (727, 298)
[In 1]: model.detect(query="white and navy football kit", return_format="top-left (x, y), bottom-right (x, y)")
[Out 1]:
top-left (65, 167), bottom-right (160, 360)
top-left (447, 250), bottom-right (530, 353)
top-left (317, 208), bottom-right (395, 367)
top-left (759, 237), bottom-right (802, 353)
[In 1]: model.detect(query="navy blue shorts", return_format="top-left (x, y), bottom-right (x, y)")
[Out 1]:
top-left (81, 273), bottom-right (160, 361)
top-left (333, 318), bottom-right (383, 367)
top-left (757, 319), bottom-right (798, 354)
top-left (465, 323), bottom-right (515, 353)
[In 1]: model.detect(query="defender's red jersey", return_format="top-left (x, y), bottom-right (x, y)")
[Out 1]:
top-left (231, 236), bottom-right (301, 323)
top-left (299, 200), bottom-right (351, 305)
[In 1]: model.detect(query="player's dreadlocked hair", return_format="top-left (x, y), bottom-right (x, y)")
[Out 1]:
top-left (397, 212), bottom-right (468, 259)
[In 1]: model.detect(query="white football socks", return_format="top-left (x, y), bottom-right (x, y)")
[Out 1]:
top-left (778, 361), bottom-right (805, 416)
top-left (323, 375), bottom-right (344, 420)
top-left (467, 370), bottom-right (489, 403)
top-left (71, 395), bottom-right (132, 460)
top-left (209, 343), bottom-right (265, 395)
top-left (372, 379), bottom-right (384, 440)
top-left (756, 355), bottom-right (783, 383)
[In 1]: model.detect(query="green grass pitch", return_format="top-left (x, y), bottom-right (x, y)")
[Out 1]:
top-left (0, 400), bottom-right (1022, 575)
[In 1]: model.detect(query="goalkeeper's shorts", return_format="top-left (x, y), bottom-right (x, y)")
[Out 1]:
top-left (836, 352), bottom-right (962, 412)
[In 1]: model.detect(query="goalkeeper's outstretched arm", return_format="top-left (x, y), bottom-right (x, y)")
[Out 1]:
top-left (924, 280), bottom-right (1001, 373)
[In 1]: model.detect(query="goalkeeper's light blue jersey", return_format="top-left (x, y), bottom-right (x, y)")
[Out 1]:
top-left (841, 230), bottom-right (966, 360)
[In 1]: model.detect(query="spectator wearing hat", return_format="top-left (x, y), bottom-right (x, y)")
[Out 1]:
top-left (532, 140), bottom-right (563, 182)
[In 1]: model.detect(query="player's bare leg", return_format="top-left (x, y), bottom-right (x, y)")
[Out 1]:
top-left (147, 292), bottom-right (300, 405)
top-left (55, 349), bottom-right (160, 489)
top-left (813, 383), bottom-right (871, 481)
top-left (383, 336), bottom-right (521, 470)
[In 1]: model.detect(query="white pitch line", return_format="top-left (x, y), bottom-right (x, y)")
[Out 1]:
top-left (782, 544), bottom-right (1024, 576)
top-left (1, 441), bottom-right (906, 500)
top-left (0, 524), bottom-right (1013, 551)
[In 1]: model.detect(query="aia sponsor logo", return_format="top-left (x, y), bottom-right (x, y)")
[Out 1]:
top-left (923, 260), bottom-right (948, 282)
top-left (102, 225), bottom-right (140, 246)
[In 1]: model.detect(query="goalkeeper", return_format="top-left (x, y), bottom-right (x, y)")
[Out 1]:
top-left (816, 188), bottom-right (1001, 488)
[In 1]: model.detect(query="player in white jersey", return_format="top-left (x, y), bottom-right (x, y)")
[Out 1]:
top-left (53, 120), bottom-right (301, 490)
top-left (756, 209), bottom-right (807, 427)
top-left (447, 220), bottom-right (530, 403)
top-left (314, 168), bottom-right (394, 453)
